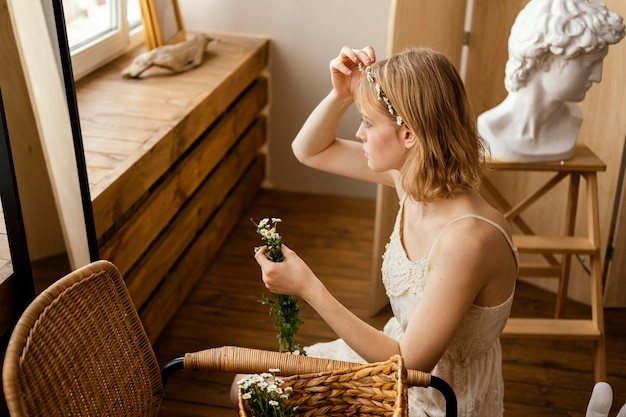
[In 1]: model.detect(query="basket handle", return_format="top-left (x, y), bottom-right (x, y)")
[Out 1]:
top-left (185, 346), bottom-right (358, 375)
top-left (173, 346), bottom-right (457, 417)
top-left (183, 346), bottom-right (433, 388)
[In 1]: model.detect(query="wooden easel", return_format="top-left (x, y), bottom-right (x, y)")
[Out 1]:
top-left (484, 144), bottom-right (606, 382)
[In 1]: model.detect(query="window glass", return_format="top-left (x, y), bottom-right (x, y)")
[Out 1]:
top-left (64, 0), bottom-right (118, 53)
top-left (127, 0), bottom-right (142, 30)
top-left (62, 0), bottom-right (143, 80)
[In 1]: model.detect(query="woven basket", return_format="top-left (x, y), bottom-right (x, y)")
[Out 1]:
top-left (237, 356), bottom-right (410, 417)
top-left (184, 346), bottom-right (434, 417)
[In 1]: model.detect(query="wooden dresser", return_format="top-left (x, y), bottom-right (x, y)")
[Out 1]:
top-left (75, 34), bottom-right (270, 342)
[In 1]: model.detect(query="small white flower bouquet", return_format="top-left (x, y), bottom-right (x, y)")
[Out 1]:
top-left (238, 369), bottom-right (296, 417)
top-left (252, 218), bottom-right (305, 355)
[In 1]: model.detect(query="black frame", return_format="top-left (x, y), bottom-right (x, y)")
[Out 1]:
top-left (0, 0), bottom-right (99, 308)
top-left (51, 0), bottom-right (99, 261)
top-left (0, 88), bottom-right (35, 307)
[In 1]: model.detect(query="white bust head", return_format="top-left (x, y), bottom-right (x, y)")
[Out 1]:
top-left (478, 0), bottom-right (624, 162)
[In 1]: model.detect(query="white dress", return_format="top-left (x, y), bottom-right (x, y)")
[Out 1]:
top-left (305, 195), bottom-right (518, 417)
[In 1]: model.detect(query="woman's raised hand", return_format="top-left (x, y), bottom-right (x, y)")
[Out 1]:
top-left (329, 45), bottom-right (377, 99)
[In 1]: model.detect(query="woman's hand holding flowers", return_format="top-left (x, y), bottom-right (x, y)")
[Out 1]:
top-left (254, 244), bottom-right (320, 302)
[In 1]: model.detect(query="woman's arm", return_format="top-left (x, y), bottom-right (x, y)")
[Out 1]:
top-left (257, 242), bottom-right (471, 371)
top-left (256, 219), bottom-right (514, 372)
top-left (398, 219), bottom-right (517, 371)
top-left (255, 245), bottom-right (402, 362)
top-left (291, 46), bottom-right (395, 188)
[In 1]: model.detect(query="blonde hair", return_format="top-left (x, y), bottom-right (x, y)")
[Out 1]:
top-left (356, 47), bottom-right (487, 202)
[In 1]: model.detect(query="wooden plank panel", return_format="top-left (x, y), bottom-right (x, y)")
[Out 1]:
top-left (513, 236), bottom-right (597, 254)
top-left (126, 120), bottom-right (266, 309)
top-left (84, 35), bottom-right (269, 237)
top-left (587, 0), bottom-right (626, 308)
top-left (159, 400), bottom-right (232, 417)
top-left (161, 374), bottom-right (235, 410)
top-left (387, 0), bottom-right (465, 65)
top-left (503, 402), bottom-right (583, 417)
top-left (485, 144), bottom-right (606, 172)
top-left (518, 264), bottom-right (562, 277)
top-left (502, 339), bottom-right (596, 376)
top-left (504, 380), bottom-right (592, 416)
top-left (82, 136), bottom-right (143, 156)
top-left (140, 157), bottom-right (266, 342)
top-left (463, 0), bottom-right (529, 114)
top-left (502, 318), bottom-right (600, 339)
top-left (99, 80), bottom-right (267, 275)
top-left (80, 120), bottom-right (155, 144)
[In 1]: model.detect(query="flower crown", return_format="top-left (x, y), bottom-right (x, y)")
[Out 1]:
top-left (360, 63), bottom-right (404, 126)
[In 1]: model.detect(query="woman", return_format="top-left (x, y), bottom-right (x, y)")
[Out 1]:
top-left (250, 45), bottom-right (518, 417)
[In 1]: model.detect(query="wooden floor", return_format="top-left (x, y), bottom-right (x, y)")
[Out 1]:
top-left (153, 188), bottom-right (626, 417)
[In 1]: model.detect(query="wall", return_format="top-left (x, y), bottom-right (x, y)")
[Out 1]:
top-left (178, 0), bottom-right (390, 199)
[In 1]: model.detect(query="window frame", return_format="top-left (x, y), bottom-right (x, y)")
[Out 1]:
top-left (64, 0), bottom-right (145, 80)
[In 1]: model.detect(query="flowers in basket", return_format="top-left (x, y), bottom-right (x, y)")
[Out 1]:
top-left (238, 369), bottom-right (296, 417)
top-left (253, 218), bottom-right (305, 355)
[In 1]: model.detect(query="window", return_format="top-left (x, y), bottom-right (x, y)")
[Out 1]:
top-left (63, 0), bottom-right (144, 79)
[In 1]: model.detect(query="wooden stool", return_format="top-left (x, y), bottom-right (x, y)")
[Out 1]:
top-left (483, 144), bottom-right (606, 382)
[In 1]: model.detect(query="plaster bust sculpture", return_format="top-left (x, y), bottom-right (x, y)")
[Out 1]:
top-left (477, 0), bottom-right (625, 163)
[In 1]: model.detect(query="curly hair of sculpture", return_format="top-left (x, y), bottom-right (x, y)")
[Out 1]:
top-left (477, 0), bottom-right (625, 163)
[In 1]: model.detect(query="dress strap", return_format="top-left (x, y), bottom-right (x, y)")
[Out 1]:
top-left (426, 214), bottom-right (519, 267)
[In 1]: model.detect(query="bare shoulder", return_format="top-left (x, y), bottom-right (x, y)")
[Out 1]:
top-left (443, 215), bottom-right (510, 250)
top-left (428, 215), bottom-right (516, 297)
top-left (430, 211), bottom-right (516, 273)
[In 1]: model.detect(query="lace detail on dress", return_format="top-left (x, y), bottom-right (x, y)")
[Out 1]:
top-left (382, 241), bottom-right (427, 298)
top-left (444, 294), bottom-right (514, 360)
top-left (381, 195), bottom-right (428, 298)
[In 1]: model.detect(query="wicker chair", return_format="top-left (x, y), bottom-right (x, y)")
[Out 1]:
top-left (3, 260), bottom-right (164, 416)
top-left (3, 260), bottom-right (457, 416)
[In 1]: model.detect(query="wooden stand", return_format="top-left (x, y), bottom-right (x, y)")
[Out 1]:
top-left (483, 144), bottom-right (606, 382)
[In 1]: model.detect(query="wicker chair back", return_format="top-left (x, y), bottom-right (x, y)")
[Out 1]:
top-left (2, 260), bottom-right (163, 417)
